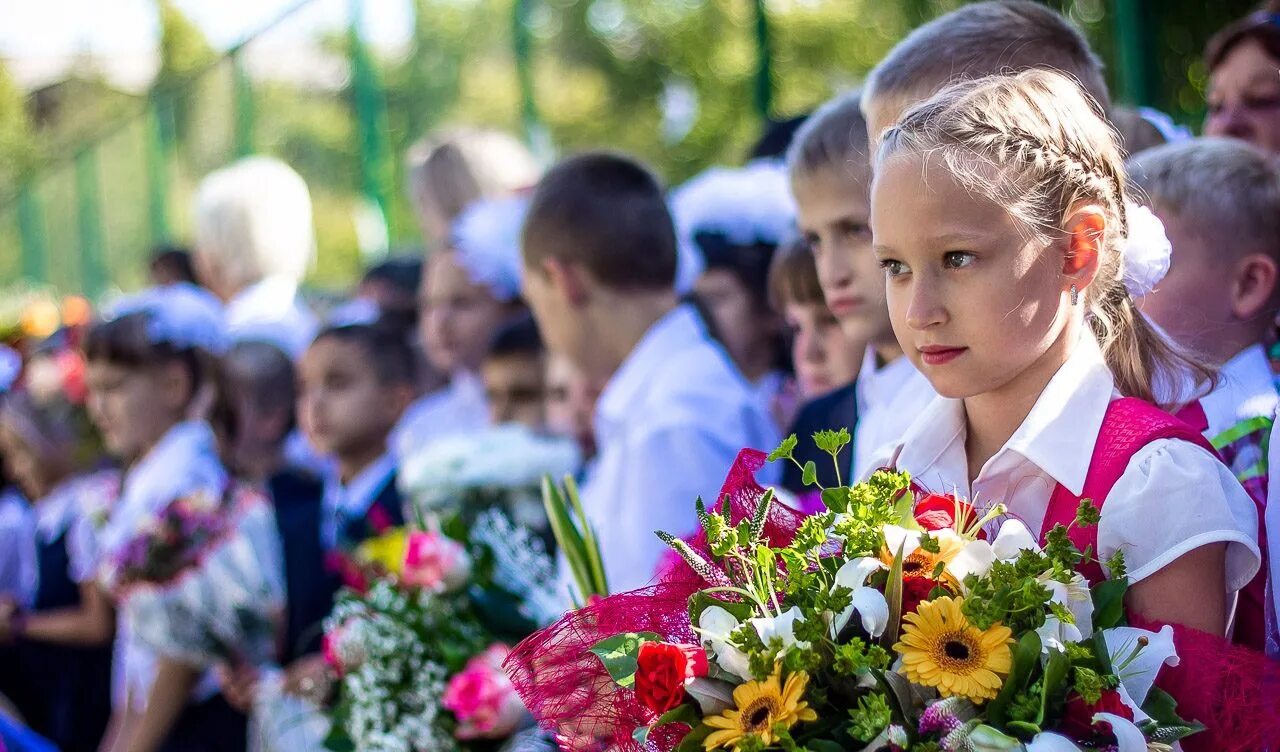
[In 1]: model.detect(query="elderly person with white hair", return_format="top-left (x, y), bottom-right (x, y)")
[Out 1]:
top-left (193, 157), bottom-right (319, 359)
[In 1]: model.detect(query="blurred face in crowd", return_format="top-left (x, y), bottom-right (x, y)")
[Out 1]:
top-left (694, 269), bottom-right (779, 381)
top-left (792, 167), bottom-right (891, 355)
top-left (1206, 38), bottom-right (1280, 155)
top-left (297, 337), bottom-right (407, 464)
top-left (85, 360), bottom-right (189, 462)
top-left (784, 301), bottom-right (863, 398)
top-left (482, 352), bottom-right (546, 430)
top-left (544, 353), bottom-right (599, 459)
top-left (0, 424), bottom-right (59, 500)
top-left (420, 250), bottom-right (513, 374)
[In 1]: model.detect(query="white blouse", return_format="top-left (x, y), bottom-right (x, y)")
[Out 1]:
top-left (865, 335), bottom-right (1260, 594)
top-left (854, 348), bottom-right (937, 479)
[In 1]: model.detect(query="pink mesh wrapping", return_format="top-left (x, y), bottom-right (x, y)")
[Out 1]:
top-left (1129, 615), bottom-right (1280, 751)
top-left (505, 450), bottom-right (796, 751)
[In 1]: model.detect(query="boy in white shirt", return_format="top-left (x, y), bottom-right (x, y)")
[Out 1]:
top-left (786, 91), bottom-right (935, 477)
top-left (1128, 138), bottom-right (1280, 651)
top-left (1128, 138), bottom-right (1280, 457)
top-left (520, 153), bottom-right (779, 592)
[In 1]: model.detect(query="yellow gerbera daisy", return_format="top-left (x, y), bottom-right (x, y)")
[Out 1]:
top-left (703, 665), bottom-right (818, 750)
top-left (893, 596), bottom-right (1013, 703)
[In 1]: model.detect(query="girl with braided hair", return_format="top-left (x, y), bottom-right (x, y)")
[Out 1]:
top-left (864, 69), bottom-right (1276, 749)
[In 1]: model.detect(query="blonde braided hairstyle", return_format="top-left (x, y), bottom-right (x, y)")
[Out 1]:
top-left (875, 69), bottom-right (1213, 407)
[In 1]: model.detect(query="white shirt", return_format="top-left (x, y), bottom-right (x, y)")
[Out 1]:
top-left (865, 334), bottom-right (1260, 594)
top-left (321, 453), bottom-right (397, 550)
top-left (581, 305), bottom-right (780, 592)
top-left (854, 348), bottom-right (937, 478)
top-left (1200, 344), bottom-right (1278, 442)
top-left (391, 371), bottom-right (490, 461)
top-left (0, 488), bottom-right (34, 607)
top-left (1265, 415), bottom-right (1280, 657)
top-left (225, 276), bottom-right (319, 359)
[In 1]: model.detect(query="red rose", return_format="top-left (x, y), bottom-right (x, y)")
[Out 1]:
top-left (1060, 689), bottom-right (1135, 742)
top-left (914, 493), bottom-right (981, 535)
top-left (634, 642), bottom-right (708, 715)
top-left (901, 575), bottom-right (943, 616)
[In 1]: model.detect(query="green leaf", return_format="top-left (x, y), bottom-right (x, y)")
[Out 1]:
top-left (768, 434), bottom-right (798, 463)
top-left (590, 632), bottom-right (662, 688)
top-left (564, 475), bottom-right (609, 597)
top-left (1037, 649), bottom-right (1070, 725)
top-left (881, 541), bottom-right (905, 647)
top-left (988, 629), bottom-right (1042, 726)
top-left (820, 487), bottom-right (847, 513)
top-left (1091, 577), bottom-right (1129, 631)
top-left (801, 461), bottom-right (818, 487)
top-left (543, 475), bottom-right (591, 604)
top-left (1141, 686), bottom-right (1204, 741)
top-left (805, 740), bottom-right (846, 752)
top-left (674, 724), bottom-right (715, 752)
top-left (688, 590), bottom-right (754, 627)
top-left (813, 428), bottom-right (852, 456)
top-left (655, 703), bottom-right (702, 729)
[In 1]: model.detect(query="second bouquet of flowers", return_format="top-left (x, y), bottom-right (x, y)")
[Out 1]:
top-left (505, 432), bottom-right (1201, 752)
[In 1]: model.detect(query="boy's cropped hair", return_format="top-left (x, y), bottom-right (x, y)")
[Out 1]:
top-left (521, 152), bottom-right (677, 291)
top-left (865, 0), bottom-right (1109, 121)
top-left (1127, 137), bottom-right (1280, 263)
top-left (312, 323), bottom-right (417, 386)
top-left (786, 90), bottom-right (870, 179)
top-left (487, 314), bottom-right (543, 360)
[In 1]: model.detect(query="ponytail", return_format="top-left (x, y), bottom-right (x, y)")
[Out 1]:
top-left (1088, 281), bottom-right (1216, 409)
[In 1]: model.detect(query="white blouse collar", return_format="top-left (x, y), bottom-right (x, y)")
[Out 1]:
top-left (894, 334), bottom-right (1115, 497)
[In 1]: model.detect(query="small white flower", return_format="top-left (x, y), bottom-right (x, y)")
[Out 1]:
top-left (990, 519), bottom-right (1039, 560)
top-left (831, 557), bottom-right (889, 638)
top-left (698, 605), bottom-right (752, 681)
top-left (750, 606), bottom-right (810, 650)
top-left (1102, 624), bottom-right (1179, 708)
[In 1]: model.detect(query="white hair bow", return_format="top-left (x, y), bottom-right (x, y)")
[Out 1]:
top-left (1120, 204), bottom-right (1171, 298)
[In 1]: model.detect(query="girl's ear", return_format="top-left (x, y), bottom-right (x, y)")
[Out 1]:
top-left (1062, 206), bottom-right (1106, 289)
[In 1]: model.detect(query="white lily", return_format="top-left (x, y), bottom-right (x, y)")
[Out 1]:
top-left (697, 605), bottom-right (753, 681)
top-left (685, 677), bottom-right (735, 715)
top-left (947, 539), bottom-right (997, 583)
top-left (832, 557), bottom-right (889, 638)
top-left (1036, 576), bottom-right (1095, 652)
top-left (991, 519), bottom-right (1040, 559)
top-left (1102, 624), bottom-right (1179, 708)
top-left (1025, 732), bottom-right (1083, 751)
top-left (1093, 712), bottom-right (1149, 752)
top-left (750, 606), bottom-right (810, 650)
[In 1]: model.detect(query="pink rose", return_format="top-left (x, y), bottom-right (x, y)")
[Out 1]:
top-left (401, 531), bottom-right (472, 592)
top-left (443, 644), bottom-right (526, 740)
top-left (322, 620), bottom-right (366, 676)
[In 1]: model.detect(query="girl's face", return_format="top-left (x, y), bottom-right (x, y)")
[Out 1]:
top-left (420, 250), bottom-right (513, 374)
top-left (1205, 38), bottom-right (1280, 156)
top-left (694, 269), bottom-right (776, 379)
top-left (870, 153), bottom-right (1074, 401)
top-left (784, 301), bottom-right (862, 398)
top-left (793, 167), bottom-right (892, 349)
top-left (0, 424), bottom-right (54, 500)
top-left (86, 361), bottom-right (187, 462)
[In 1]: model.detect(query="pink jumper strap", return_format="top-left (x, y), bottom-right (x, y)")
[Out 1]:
top-left (1039, 397), bottom-right (1216, 584)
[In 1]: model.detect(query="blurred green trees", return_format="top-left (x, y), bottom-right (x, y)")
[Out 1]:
top-left (0, 0), bottom-right (1264, 294)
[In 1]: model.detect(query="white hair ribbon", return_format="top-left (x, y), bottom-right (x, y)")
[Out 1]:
top-left (1120, 203), bottom-right (1171, 298)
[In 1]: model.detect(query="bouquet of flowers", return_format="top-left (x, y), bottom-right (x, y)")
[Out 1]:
top-left (398, 423), bottom-right (580, 536)
top-left (322, 509), bottom-right (561, 752)
top-left (506, 431), bottom-right (1204, 752)
top-left (110, 485), bottom-right (285, 670)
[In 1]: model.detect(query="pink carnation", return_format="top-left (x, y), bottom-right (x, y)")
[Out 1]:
top-left (401, 530), bottom-right (471, 592)
top-left (443, 644), bottom-right (526, 740)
